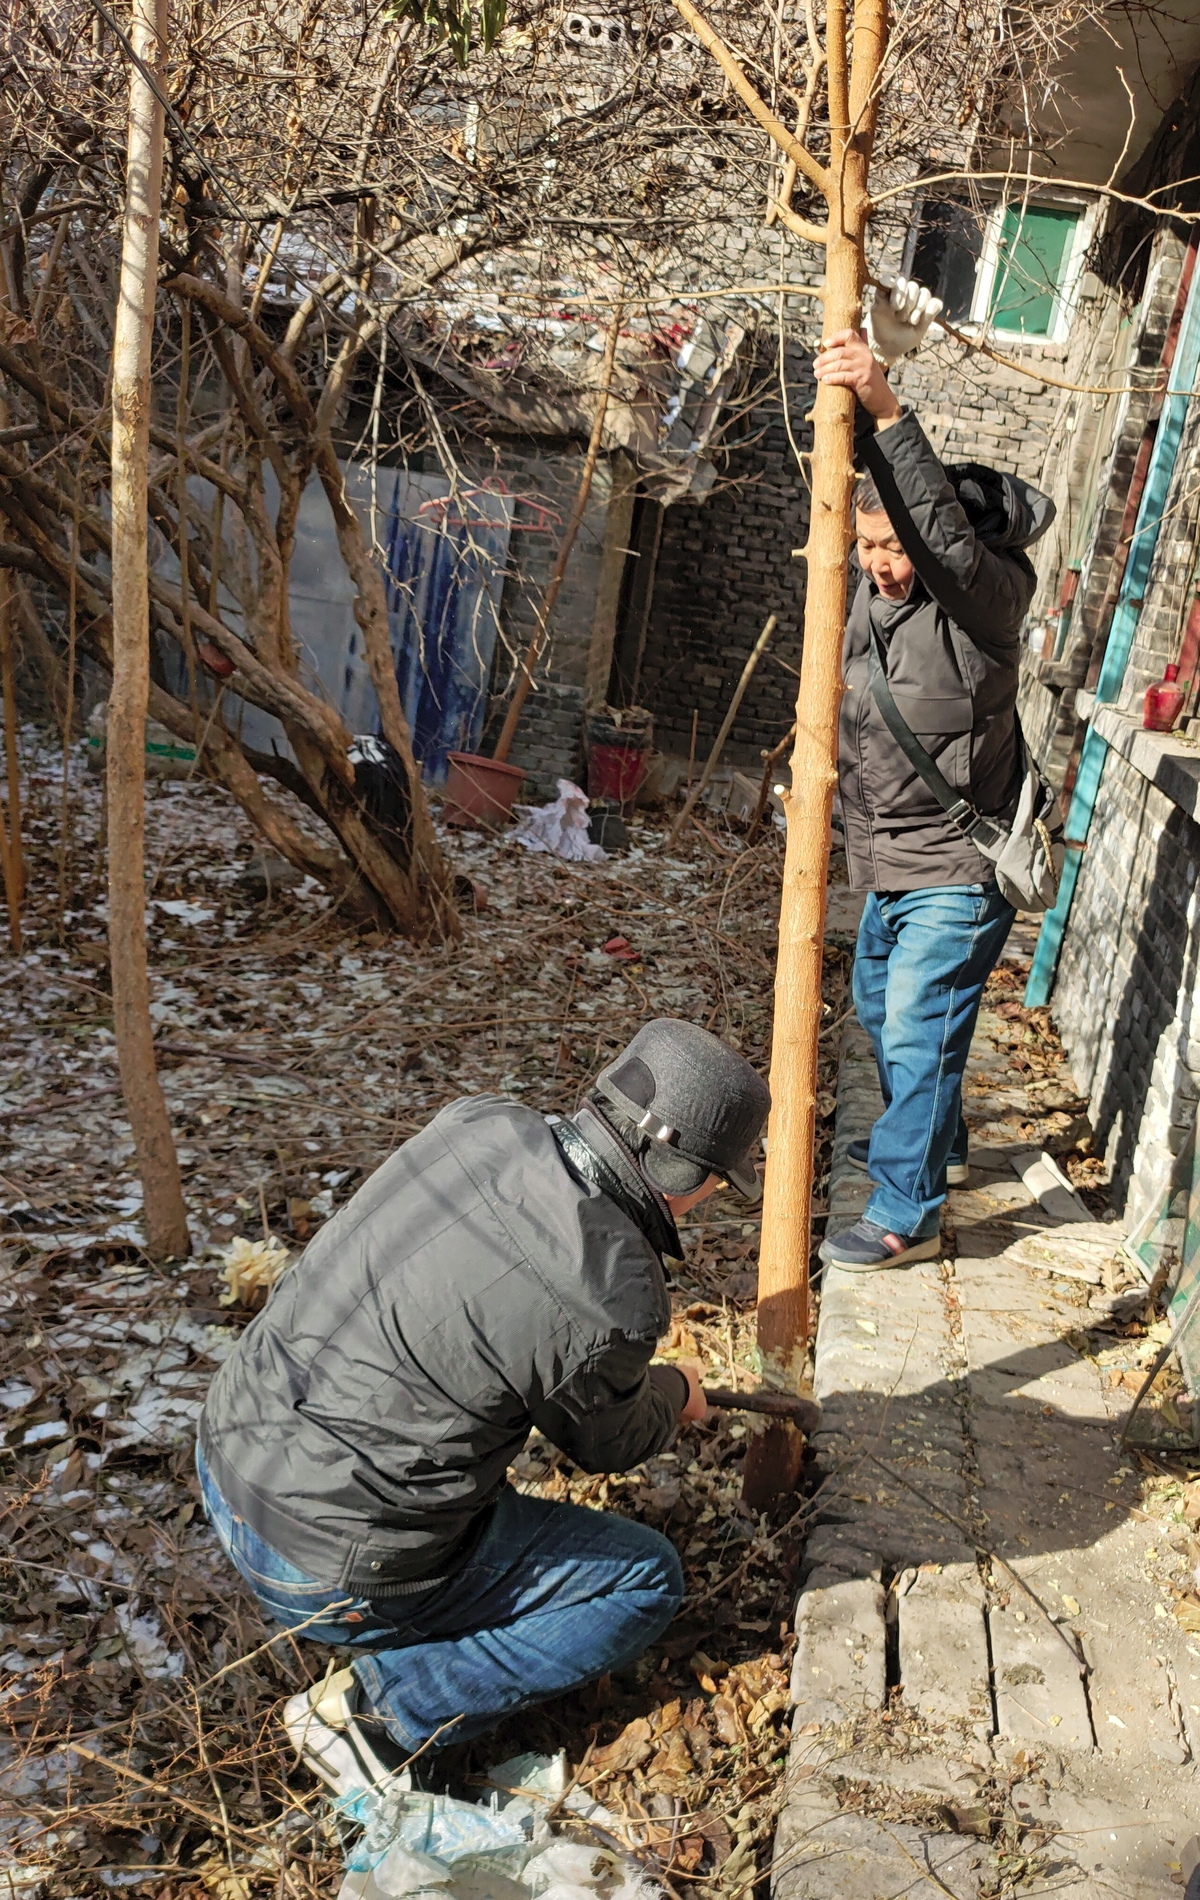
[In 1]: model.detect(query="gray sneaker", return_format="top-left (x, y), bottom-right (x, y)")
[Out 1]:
top-left (819, 1218), bottom-right (941, 1272)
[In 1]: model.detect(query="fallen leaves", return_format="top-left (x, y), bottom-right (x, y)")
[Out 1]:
top-left (590, 1716), bottom-right (653, 1775)
top-left (1174, 1596), bottom-right (1200, 1633)
top-left (0, 730), bottom-right (827, 1897)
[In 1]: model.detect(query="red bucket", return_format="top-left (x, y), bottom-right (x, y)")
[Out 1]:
top-left (442, 752), bottom-right (527, 830)
top-left (587, 742), bottom-right (648, 806)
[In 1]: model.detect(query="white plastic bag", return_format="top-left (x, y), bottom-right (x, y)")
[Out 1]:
top-left (335, 1751), bottom-right (627, 1900)
top-left (525, 1845), bottom-right (605, 1892)
top-left (513, 782), bottom-right (606, 864)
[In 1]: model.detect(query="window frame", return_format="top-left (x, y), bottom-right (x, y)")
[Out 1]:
top-left (967, 196), bottom-right (1095, 345)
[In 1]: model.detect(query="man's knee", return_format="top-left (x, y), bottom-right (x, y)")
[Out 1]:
top-left (622, 1523), bottom-right (684, 1616)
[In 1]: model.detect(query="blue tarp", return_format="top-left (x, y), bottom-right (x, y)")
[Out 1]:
top-left (383, 474), bottom-right (513, 785)
top-left (157, 463), bottom-right (513, 780)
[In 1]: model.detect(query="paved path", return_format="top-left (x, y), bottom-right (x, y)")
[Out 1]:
top-left (777, 934), bottom-right (1200, 1899)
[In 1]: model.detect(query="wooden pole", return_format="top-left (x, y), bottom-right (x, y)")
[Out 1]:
top-left (665, 614), bottom-right (777, 850)
top-left (108, 0), bottom-right (190, 1262)
top-left (741, 0), bottom-right (887, 1509)
top-left (492, 309), bottom-right (624, 764)
top-left (664, 19), bottom-right (877, 1493)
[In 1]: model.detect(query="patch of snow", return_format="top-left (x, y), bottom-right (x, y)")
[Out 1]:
top-left (153, 900), bottom-right (215, 925)
top-left (115, 1606), bottom-right (183, 1681)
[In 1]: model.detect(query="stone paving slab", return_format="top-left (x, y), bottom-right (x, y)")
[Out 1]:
top-left (790, 1570), bottom-right (886, 1726)
top-left (774, 1780), bottom-right (990, 1900)
top-left (897, 1563), bottom-right (992, 1734)
top-left (989, 1596), bottom-right (1093, 1749)
top-left (777, 969), bottom-right (1200, 1896)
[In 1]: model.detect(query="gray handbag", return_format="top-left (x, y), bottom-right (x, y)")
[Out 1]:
top-left (867, 626), bottom-right (1064, 913)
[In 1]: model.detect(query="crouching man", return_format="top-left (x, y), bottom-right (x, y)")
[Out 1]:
top-left (814, 297), bottom-right (1054, 1271)
top-left (197, 1019), bottom-right (769, 1795)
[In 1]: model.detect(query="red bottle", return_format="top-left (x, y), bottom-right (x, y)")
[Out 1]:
top-left (1144, 663), bottom-right (1186, 732)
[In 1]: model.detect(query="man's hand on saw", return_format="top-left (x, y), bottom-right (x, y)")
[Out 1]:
top-left (677, 1359), bottom-right (708, 1424)
top-left (867, 276), bottom-right (944, 365)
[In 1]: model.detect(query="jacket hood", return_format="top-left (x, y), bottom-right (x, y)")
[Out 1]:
top-left (945, 461), bottom-right (1056, 553)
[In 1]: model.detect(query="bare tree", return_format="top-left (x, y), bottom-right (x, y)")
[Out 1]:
top-left (655, 0), bottom-right (1111, 1504)
top-left (108, 0), bottom-right (190, 1260)
top-left (0, 0), bottom-right (802, 937)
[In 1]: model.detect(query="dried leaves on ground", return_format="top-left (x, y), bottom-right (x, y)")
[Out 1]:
top-left (0, 732), bottom-right (847, 1896)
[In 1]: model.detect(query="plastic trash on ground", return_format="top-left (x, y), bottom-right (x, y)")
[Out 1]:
top-left (219, 1234), bottom-right (293, 1309)
top-left (335, 1751), bottom-right (658, 1900)
top-left (513, 783), bottom-right (607, 864)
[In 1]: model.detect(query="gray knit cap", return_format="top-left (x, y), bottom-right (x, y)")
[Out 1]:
top-left (594, 1019), bottom-right (770, 1200)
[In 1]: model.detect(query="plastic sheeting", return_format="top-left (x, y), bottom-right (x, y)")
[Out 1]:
top-left (513, 782), bottom-right (607, 863)
top-left (335, 1751), bottom-right (659, 1900)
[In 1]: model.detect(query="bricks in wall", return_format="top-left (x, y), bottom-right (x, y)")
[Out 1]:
top-left (1053, 748), bottom-right (1200, 1233)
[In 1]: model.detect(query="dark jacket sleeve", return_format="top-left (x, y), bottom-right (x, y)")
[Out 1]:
top-left (859, 408), bottom-right (1034, 659)
top-left (530, 1343), bottom-right (687, 1473)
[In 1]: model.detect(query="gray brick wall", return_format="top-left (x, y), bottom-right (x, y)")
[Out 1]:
top-left (1052, 748), bottom-right (1200, 1244)
top-left (637, 338), bottom-right (810, 765)
top-left (890, 339), bottom-right (1067, 486)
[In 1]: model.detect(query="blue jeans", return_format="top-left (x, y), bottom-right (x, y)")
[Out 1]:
top-left (852, 882), bottom-right (1015, 1239)
top-left (196, 1445), bottom-right (683, 1753)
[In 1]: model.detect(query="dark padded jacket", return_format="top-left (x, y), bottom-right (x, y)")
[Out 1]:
top-left (199, 1097), bottom-right (687, 1594)
top-left (838, 409), bottom-right (1054, 892)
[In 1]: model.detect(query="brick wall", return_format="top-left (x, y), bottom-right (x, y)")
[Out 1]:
top-left (1050, 745), bottom-right (1200, 1245)
top-left (636, 339), bottom-right (810, 764)
top-left (890, 337), bottom-right (1067, 486)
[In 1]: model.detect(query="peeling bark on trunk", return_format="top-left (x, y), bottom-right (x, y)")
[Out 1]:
top-left (108, 0), bottom-right (190, 1262)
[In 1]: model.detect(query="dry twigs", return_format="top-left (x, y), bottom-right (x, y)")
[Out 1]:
top-left (0, 736), bottom-right (850, 1894)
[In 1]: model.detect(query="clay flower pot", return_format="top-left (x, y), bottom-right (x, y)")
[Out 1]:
top-left (442, 751), bottom-right (527, 830)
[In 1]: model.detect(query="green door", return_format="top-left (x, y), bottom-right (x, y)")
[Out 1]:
top-left (989, 204), bottom-right (1078, 337)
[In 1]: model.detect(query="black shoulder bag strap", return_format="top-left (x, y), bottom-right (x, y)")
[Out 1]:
top-left (866, 623), bottom-right (1010, 854)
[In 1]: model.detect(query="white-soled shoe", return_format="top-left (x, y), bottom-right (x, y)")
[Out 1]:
top-left (283, 1666), bottom-right (412, 1798)
top-left (819, 1218), bottom-right (942, 1272)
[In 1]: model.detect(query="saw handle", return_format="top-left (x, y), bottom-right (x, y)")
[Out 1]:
top-left (703, 1386), bottom-right (822, 1434)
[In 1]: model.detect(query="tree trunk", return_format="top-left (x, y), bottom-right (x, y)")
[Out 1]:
top-left (108, 0), bottom-right (190, 1262)
top-left (741, 0), bottom-right (887, 1509)
top-left (0, 571), bottom-right (23, 952)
